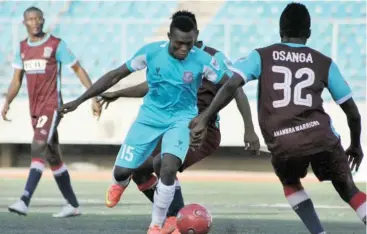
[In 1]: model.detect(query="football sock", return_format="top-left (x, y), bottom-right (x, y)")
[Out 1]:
top-left (52, 162), bottom-right (79, 208)
top-left (151, 179), bottom-right (175, 228)
top-left (137, 174), bottom-right (158, 203)
top-left (20, 158), bottom-right (45, 206)
top-left (167, 178), bottom-right (185, 217)
top-left (348, 191), bottom-right (366, 224)
top-left (284, 185), bottom-right (325, 234)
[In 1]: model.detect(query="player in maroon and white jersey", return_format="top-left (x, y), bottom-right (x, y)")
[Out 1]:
top-left (1, 6), bottom-right (101, 217)
top-left (191, 3), bottom-right (365, 233)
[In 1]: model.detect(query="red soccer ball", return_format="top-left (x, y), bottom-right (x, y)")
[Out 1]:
top-left (176, 204), bottom-right (212, 234)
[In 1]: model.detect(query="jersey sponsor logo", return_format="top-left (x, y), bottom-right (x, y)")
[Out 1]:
top-left (182, 71), bottom-right (193, 83)
top-left (210, 58), bottom-right (220, 70)
top-left (43, 46), bottom-right (53, 58)
top-left (23, 59), bottom-right (47, 74)
top-left (272, 51), bottom-right (313, 63)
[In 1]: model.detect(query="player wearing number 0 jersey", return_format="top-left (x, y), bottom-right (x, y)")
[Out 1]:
top-left (1, 6), bottom-right (101, 218)
top-left (190, 3), bottom-right (365, 234)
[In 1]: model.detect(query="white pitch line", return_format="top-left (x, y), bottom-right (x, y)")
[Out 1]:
top-left (0, 197), bottom-right (350, 209)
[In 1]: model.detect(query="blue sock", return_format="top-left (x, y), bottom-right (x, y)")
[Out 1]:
top-left (20, 158), bottom-right (45, 206)
top-left (52, 163), bottom-right (79, 208)
top-left (167, 179), bottom-right (184, 217)
top-left (285, 186), bottom-right (325, 234)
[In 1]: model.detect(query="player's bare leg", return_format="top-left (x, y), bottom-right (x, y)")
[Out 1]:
top-left (132, 156), bottom-right (157, 203)
top-left (8, 140), bottom-right (47, 216)
top-left (105, 166), bottom-right (133, 208)
top-left (332, 174), bottom-right (366, 224)
top-left (148, 153), bottom-right (180, 234)
top-left (282, 180), bottom-right (325, 234)
top-left (46, 136), bottom-right (81, 218)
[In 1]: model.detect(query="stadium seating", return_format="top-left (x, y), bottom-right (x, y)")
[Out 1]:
top-left (0, 1), bottom-right (365, 101)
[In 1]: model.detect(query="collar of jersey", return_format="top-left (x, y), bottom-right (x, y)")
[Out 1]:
top-left (281, 42), bottom-right (306, 48)
top-left (27, 33), bottom-right (51, 47)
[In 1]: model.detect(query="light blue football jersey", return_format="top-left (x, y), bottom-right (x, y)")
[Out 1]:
top-left (125, 41), bottom-right (226, 124)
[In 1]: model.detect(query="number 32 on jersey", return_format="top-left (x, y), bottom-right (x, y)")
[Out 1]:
top-left (272, 65), bottom-right (315, 108)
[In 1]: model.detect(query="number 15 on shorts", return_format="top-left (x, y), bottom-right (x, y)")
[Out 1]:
top-left (119, 144), bottom-right (134, 162)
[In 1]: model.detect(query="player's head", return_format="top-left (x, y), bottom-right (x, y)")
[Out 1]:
top-left (279, 2), bottom-right (311, 43)
top-left (23, 6), bottom-right (44, 36)
top-left (168, 15), bottom-right (196, 60)
top-left (171, 10), bottom-right (199, 42)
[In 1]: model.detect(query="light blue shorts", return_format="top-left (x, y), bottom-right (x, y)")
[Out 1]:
top-left (114, 119), bottom-right (190, 169)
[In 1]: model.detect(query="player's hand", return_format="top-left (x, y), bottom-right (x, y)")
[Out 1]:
top-left (58, 99), bottom-right (82, 115)
top-left (97, 92), bottom-right (119, 110)
top-left (244, 130), bottom-right (260, 156)
top-left (189, 115), bottom-right (208, 150)
top-left (1, 101), bottom-right (11, 122)
top-left (91, 98), bottom-right (101, 120)
top-left (345, 144), bottom-right (364, 172)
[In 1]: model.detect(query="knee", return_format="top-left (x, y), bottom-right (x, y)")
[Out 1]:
top-left (31, 140), bottom-right (47, 158)
top-left (332, 176), bottom-right (359, 202)
top-left (113, 166), bottom-right (133, 182)
top-left (159, 154), bottom-right (181, 185)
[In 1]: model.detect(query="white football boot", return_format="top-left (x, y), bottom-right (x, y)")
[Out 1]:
top-left (8, 200), bottom-right (28, 216)
top-left (52, 203), bottom-right (81, 218)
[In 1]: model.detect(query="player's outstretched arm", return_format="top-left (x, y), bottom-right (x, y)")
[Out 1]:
top-left (98, 81), bottom-right (148, 110)
top-left (71, 62), bottom-right (101, 118)
top-left (58, 64), bottom-right (132, 114)
top-left (190, 73), bottom-right (245, 145)
top-left (234, 88), bottom-right (260, 154)
top-left (1, 69), bottom-right (24, 121)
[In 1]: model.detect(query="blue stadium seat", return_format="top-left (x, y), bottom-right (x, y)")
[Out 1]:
top-left (0, 1), bottom-right (365, 100)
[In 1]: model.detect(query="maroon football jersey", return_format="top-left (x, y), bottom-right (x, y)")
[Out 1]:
top-left (196, 42), bottom-right (221, 125)
top-left (256, 44), bottom-right (340, 157)
top-left (14, 34), bottom-right (76, 116)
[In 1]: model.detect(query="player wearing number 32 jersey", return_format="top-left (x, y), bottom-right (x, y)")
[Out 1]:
top-left (190, 3), bottom-right (365, 234)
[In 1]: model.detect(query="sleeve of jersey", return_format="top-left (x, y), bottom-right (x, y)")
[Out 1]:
top-left (229, 50), bottom-right (261, 83)
top-left (202, 54), bottom-right (226, 84)
top-left (55, 40), bottom-right (77, 67)
top-left (12, 44), bottom-right (23, 69)
top-left (327, 61), bottom-right (352, 104)
top-left (213, 51), bottom-right (234, 77)
top-left (125, 44), bottom-right (150, 72)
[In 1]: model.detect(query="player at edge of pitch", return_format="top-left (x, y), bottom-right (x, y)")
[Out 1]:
top-left (1, 6), bottom-right (101, 218)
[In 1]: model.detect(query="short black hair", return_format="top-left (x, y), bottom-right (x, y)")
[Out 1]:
top-left (169, 16), bottom-right (195, 33)
top-left (171, 10), bottom-right (197, 28)
top-left (23, 6), bottom-right (43, 18)
top-left (280, 2), bottom-right (311, 38)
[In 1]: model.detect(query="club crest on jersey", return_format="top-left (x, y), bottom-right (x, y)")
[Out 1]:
top-left (43, 47), bottom-right (53, 58)
top-left (182, 71), bottom-right (193, 83)
top-left (210, 58), bottom-right (219, 70)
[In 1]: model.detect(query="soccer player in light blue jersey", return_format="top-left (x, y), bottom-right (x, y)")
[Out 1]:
top-left (59, 15), bottom-right (242, 233)
top-left (190, 3), bottom-right (365, 234)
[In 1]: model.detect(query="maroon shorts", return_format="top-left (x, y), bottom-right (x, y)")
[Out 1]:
top-left (151, 124), bottom-right (221, 172)
top-left (31, 108), bottom-right (60, 142)
top-left (271, 142), bottom-right (352, 183)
